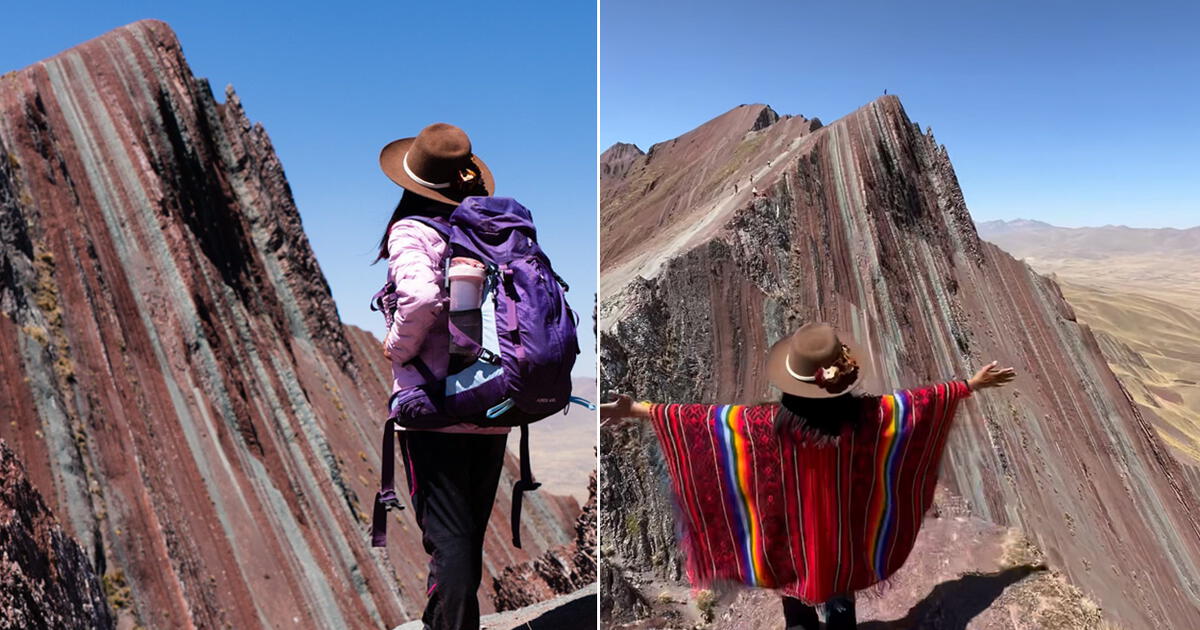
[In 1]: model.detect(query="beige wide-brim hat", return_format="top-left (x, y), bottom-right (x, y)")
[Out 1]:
top-left (766, 322), bottom-right (870, 398)
top-left (379, 122), bottom-right (494, 206)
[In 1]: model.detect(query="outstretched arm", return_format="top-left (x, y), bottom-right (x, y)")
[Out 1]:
top-left (966, 361), bottom-right (1015, 391)
top-left (599, 393), bottom-right (652, 424)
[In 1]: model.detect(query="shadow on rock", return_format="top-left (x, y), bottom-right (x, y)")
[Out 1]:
top-left (396, 589), bottom-right (597, 630)
top-left (499, 592), bottom-right (597, 630)
top-left (859, 565), bottom-right (1045, 630)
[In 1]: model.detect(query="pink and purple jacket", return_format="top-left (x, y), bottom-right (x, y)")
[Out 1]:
top-left (383, 218), bottom-right (509, 435)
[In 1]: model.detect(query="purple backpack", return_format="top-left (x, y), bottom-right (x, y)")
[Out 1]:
top-left (370, 196), bottom-right (590, 548)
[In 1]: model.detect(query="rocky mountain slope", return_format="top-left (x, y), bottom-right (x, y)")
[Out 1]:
top-left (600, 97), bottom-right (1200, 628)
top-left (492, 470), bottom-right (597, 613)
top-left (0, 20), bottom-right (579, 628)
top-left (0, 439), bottom-right (113, 630)
top-left (977, 220), bottom-right (1200, 464)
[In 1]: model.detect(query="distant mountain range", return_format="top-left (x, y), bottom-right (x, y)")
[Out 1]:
top-left (976, 219), bottom-right (1200, 260)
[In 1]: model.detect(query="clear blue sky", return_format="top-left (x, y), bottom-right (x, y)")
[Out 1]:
top-left (0, 1), bottom-right (598, 375)
top-left (602, 0), bottom-right (1198, 228)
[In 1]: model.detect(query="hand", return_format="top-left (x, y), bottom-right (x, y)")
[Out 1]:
top-left (599, 394), bottom-right (635, 420)
top-left (600, 393), bottom-right (653, 427)
top-left (968, 361), bottom-right (1015, 391)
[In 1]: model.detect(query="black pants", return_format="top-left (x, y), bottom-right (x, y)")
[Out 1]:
top-left (400, 431), bottom-right (508, 630)
top-left (782, 594), bottom-right (856, 630)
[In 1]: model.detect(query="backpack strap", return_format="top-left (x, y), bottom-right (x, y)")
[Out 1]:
top-left (510, 423), bottom-right (541, 548)
top-left (369, 281), bottom-right (395, 313)
top-left (406, 356), bottom-right (438, 383)
top-left (403, 215), bottom-right (451, 239)
top-left (498, 263), bottom-right (528, 367)
top-left (370, 216), bottom-right (452, 548)
top-left (370, 412), bottom-right (404, 547)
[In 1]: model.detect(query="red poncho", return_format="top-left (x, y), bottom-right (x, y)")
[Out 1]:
top-left (648, 381), bottom-right (971, 603)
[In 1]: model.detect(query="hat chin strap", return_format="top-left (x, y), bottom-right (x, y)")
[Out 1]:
top-left (785, 355), bottom-right (818, 382)
top-left (403, 152), bottom-right (452, 189)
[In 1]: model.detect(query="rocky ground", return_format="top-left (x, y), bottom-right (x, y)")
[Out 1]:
top-left (0, 439), bottom-right (113, 630)
top-left (492, 470), bottom-right (598, 612)
top-left (607, 490), bottom-right (1105, 629)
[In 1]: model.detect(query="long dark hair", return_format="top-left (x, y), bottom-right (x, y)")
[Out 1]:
top-left (373, 190), bottom-right (457, 263)
top-left (773, 391), bottom-right (881, 442)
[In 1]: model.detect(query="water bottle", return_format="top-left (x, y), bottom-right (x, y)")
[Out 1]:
top-left (447, 257), bottom-right (485, 372)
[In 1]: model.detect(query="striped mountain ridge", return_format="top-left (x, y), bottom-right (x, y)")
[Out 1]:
top-left (599, 96), bottom-right (1200, 628)
top-left (0, 20), bottom-right (578, 628)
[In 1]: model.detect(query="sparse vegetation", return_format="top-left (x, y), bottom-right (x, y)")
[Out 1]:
top-left (20, 324), bottom-right (48, 346)
top-left (695, 589), bottom-right (717, 623)
top-left (101, 569), bottom-right (132, 610)
top-left (31, 243), bottom-right (75, 382)
top-left (1001, 531), bottom-right (1046, 569)
top-left (624, 511), bottom-right (641, 538)
top-left (54, 355), bottom-right (76, 382)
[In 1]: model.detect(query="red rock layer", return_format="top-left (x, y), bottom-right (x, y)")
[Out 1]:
top-left (599, 96), bottom-right (1200, 628)
top-left (0, 20), bottom-right (577, 628)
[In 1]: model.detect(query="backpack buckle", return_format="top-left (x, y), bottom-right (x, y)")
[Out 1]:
top-left (479, 348), bottom-right (502, 366)
top-left (375, 489), bottom-right (405, 513)
top-left (500, 265), bottom-right (517, 296)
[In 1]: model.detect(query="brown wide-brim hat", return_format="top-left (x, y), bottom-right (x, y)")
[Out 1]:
top-left (379, 122), bottom-right (494, 206)
top-left (766, 322), bottom-right (871, 398)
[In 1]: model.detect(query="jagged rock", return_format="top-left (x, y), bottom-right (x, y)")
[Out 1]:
top-left (599, 96), bottom-right (1200, 628)
top-left (493, 470), bottom-right (598, 611)
top-left (0, 439), bottom-right (113, 630)
top-left (0, 20), bottom-right (578, 628)
top-left (599, 560), bottom-right (650, 624)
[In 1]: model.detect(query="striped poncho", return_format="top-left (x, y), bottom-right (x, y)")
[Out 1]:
top-left (648, 380), bottom-right (971, 603)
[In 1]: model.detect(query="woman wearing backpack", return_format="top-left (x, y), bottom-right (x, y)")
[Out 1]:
top-left (373, 123), bottom-right (508, 630)
top-left (600, 322), bottom-right (1014, 629)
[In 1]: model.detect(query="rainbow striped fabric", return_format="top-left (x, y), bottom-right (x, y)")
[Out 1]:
top-left (649, 381), bottom-right (970, 604)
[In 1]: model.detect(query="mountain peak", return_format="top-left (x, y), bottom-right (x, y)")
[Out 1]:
top-left (8, 20), bottom-right (180, 75)
top-left (600, 142), bottom-right (645, 181)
